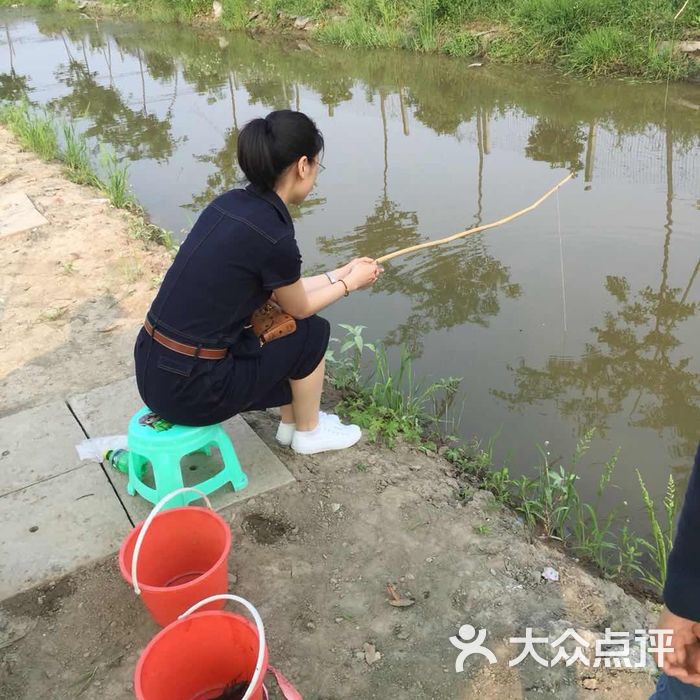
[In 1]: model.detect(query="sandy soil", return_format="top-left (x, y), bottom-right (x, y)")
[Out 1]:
top-left (0, 125), bottom-right (171, 416)
top-left (0, 129), bottom-right (659, 699)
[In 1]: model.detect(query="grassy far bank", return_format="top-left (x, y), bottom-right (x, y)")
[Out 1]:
top-left (2, 0), bottom-right (700, 79)
top-left (0, 100), bottom-right (677, 603)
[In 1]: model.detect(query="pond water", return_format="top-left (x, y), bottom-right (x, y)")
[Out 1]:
top-left (2, 10), bottom-right (699, 528)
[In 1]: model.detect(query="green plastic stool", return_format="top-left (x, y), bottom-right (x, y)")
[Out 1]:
top-left (126, 407), bottom-right (248, 509)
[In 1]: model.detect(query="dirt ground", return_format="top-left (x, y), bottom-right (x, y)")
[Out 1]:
top-left (0, 129), bottom-right (659, 699)
top-left (0, 125), bottom-right (172, 416)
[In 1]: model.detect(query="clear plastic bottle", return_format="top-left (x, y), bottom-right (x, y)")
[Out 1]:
top-left (104, 448), bottom-right (129, 474)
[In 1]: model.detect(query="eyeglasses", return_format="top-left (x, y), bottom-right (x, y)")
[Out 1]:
top-left (315, 159), bottom-right (326, 172)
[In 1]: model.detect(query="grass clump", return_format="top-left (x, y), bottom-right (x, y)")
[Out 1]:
top-left (99, 146), bottom-right (134, 209)
top-left (0, 102), bottom-right (58, 160)
top-left (62, 123), bottom-right (100, 187)
top-left (326, 324), bottom-right (461, 446)
top-left (0, 100), bottom-right (176, 252)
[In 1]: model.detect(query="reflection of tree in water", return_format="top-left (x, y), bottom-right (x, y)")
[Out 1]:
top-left (1, 23), bottom-right (31, 102)
top-left (525, 118), bottom-right (585, 172)
top-left (318, 91), bottom-right (521, 351)
top-left (495, 116), bottom-right (699, 461)
top-left (48, 60), bottom-right (176, 162)
top-left (494, 270), bottom-right (699, 457)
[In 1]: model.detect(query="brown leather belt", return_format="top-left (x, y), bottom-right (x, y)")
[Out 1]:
top-left (144, 319), bottom-right (227, 360)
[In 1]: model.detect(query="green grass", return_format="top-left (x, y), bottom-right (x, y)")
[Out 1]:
top-left (99, 146), bottom-right (134, 209)
top-left (0, 102), bottom-right (59, 160)
top-left (6, 0), bottom-right (698, 78)
top-left (0, 100), bottom-right (176, 252)
top-left (62, 123), bottom-right (100, 187)
top-left (326, 324), bottom-right (461, 446)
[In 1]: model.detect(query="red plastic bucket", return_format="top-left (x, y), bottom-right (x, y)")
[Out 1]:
top-left (119, 488), bottom-right (231, 627)
top-left (135, 594), bottom-right (269, 700)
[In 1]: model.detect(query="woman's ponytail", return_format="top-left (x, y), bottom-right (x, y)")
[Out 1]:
top-left (237, 110), bottom-right (324, 192)
top-left (236, 117), bottom-right (277, 191)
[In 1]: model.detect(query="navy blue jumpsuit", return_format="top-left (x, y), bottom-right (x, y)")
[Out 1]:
top-left (134, 185), bottom-right (330, 426)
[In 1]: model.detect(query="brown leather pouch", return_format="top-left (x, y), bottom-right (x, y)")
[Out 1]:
top-left (250, 301), bottom-right (297, 345)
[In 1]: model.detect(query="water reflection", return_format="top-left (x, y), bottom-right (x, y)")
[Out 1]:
top-left (495, 126), bottom-right (699, 463)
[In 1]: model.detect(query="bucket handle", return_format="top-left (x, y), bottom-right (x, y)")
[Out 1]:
top-left (179, 594), bottom-right (266, 700)
top-left (131, 487), bottom-right (213, 596)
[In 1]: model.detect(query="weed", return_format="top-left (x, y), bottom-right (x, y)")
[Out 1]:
top-left (0, 102), bottom-right (58, 160)
top-left (99, 147), bottom-right (133, 208)
top-left (129, 219), bottom-right (176, 252)
top-left (59, 260), bottom-right (76, 275)
top-left (474, 523), bottom-right (492, 535)
top-left (39, 305), bottom-right (70, 323)
top-left (636, 470), bottom-right (677, 591)
top-left (119, 256), bottom-right (144, 284)
top-left (62, 123), bottom-right (99, 186)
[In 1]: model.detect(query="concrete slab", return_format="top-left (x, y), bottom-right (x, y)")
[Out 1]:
top-left (0, 401), bottom-right (86, 497)
top-left (67, 377), bottom-right (295, 522)
top-left (0, 462), bottom-right (131, 600)
top-left (0, 191), bottom-right (48, 238)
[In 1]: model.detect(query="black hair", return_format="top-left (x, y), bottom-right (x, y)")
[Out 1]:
top-left (237, 110), bottom-right (324, 191)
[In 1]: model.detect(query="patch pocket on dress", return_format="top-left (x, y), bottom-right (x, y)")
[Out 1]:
top-left (157, 354), bottom-right (195, 377)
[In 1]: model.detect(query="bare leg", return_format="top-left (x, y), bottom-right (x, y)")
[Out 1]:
top-left (289, 358), bottom-right (324, 431)
top-left (280, 404), bottom-right (295, 424)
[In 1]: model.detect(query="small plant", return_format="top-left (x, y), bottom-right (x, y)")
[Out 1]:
top-left (100, 147), bottom-right (133, 208)
top-left (129, 219), bottom-right (176, 252)
top-left (474, 523), bottom-right (492, 535)
top-left (62, 122), bottom-right (98, 186)
top-left (636, 471), bottom-right (677, 591)
top-left (39, 305), bottom-right (69, 323)
top-left (119, 256), bottom-right (144, 284)
top-left (0, 102), bottom-right (58, 160)
top-left (58, 260), bottom-right (76, 275)
top-left (325, 323), bottom-right (375, 391)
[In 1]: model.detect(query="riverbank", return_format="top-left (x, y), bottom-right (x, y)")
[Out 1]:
top-left (0, 122), bottom-right (172, 415)
top-left (0, 115), bottom-right (662, 698)
top-left (2, 0), bottom-right (700, 80)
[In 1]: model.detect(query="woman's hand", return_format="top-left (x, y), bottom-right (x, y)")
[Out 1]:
top-left (335, 257), bottom-right (375, 280)
top-left (345, 260), bottom-right (382, 292)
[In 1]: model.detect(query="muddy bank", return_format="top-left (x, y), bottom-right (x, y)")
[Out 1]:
top-left (0, 410), bottom-right (659, 698)
top-left (0, 125), bottom-right (171, 415)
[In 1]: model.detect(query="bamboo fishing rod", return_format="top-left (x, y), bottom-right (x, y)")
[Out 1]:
top-left (375, 172), bottom-right (574, 265)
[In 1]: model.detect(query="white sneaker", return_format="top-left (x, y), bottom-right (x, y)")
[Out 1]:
top-left (275, 412), bottom-right (341, 446)
top-left (291, 420), bottom-right (362, 455)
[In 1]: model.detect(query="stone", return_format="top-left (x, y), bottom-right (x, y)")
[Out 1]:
top-left (582, 678), bottom-right (598, 690)
top-left (294, 16), bottom-right (313, 30)
top-left (679, 41), bottom-right (700, 54)
top-left (0, 192), bottom-right (48, 239)
top-left (0, 401), bottom-right (86, 497)
top-left (363, 642), bottom-right (381, 665)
